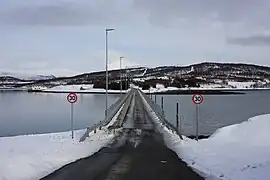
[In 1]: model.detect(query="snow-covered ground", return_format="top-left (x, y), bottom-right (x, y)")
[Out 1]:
top-left (44, 84), bottom-right (129, 93)
top-left (227, 81), bottom-right (256, 88)
top-left (141, 93), bottom-right (270, 180)
top-left (33, 81), bottom-right (270, 94)
top-left (0, 97), bottom-right (124, 180)
top-left (46, 84), bottom-right (94, 91)
top-left (176, 114), bottom-right (270, 180)
top-left (0, 129), bottom-right (115, 180)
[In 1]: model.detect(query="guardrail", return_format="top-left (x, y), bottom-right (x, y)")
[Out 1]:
top-left (138, 89), bottom-right (183, 139)
top-left (116, 91), bottom-right (134, 127)
top-left (80, 90), bottom-right (133, 142)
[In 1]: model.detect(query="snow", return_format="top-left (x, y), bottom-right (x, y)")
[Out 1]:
top-left (141, 94), bottom-right (270, 180)
top-left (0, 128), bottom-right (116, 180)
top-left (47, 84), bottom-right (94, 91)
top-left (175, 114), bottom-right (270, 180)
top-left (0, 72), bottom-right (55, 81)
top-left (0, 95), bottom-right (127, 180)
top-left (156, 83), bottom-right (165, 89)
top-left (44, 84), bottom-right (129, 93)
top-left (44, 83), bottom-right (270, 94)
top-left (227, 81), bottom-right (256, 88)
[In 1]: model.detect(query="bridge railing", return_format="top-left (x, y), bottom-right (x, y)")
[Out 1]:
top-left (80, 90), bottom-right (133, 142)
top-left (138, 89), bottom-right (182, 139)
top-left (103, 89), bottom-right (133, 126)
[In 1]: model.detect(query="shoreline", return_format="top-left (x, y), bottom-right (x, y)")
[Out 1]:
top-left (1, 87), bottom-right (270, 95)
top-left (27, 89), bottom-right (251, 95)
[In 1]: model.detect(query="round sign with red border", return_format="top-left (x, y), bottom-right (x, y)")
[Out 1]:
top-left (192, 94), bottom-right (203, 105)
top-left (67, 93), bottom-right (78, 104)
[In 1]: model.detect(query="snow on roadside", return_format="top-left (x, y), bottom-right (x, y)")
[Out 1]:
top-left (139, 91), bottom-right (270, 180)
top-left (0, 129), bottom-right (116, 180)
top-left (175, 114), bottom-right (270, 180)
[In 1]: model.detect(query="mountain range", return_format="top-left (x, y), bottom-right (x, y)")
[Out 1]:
top-left (1, 62), bottom-right (270, 88)
top-left (0, 72), bottom-right (56, 81)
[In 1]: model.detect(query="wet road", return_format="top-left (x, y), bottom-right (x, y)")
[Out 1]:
top-left (41, 90), bottom-right (203, 180)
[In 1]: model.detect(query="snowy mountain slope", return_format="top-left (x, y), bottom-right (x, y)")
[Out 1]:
top-left (0, 72), bottom-right (56, 81)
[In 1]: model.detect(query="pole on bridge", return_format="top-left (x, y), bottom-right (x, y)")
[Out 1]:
top-left (154, 95), bottom-right (157, 104)
top-left (105, 28), bottom-right (115, 122)
top-left (161, 96), bottom-right (164, 110)
top-left (176, 102), bottom-right (179, 131)
top-left (120, 56), bottom-right (124, 95)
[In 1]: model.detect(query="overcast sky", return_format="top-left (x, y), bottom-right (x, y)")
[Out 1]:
top-left (0, 0), bottom-right (270, 76)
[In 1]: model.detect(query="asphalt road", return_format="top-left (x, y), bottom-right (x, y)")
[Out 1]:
top-left (41, 129), bottom-right (203, 180)
top-left (41, 91), bottom-right (203, 180)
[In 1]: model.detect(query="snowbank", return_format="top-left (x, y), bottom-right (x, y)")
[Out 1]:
top-left (175, 114), bottom-right (270, 180)
top-left (0, 128), bottom-right (116, 180)
top-left (0, 98), bottom-right (125, 180)
top-left (139, 92), bottom-right (270, 179)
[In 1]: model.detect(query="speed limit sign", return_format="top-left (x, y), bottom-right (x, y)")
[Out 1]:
top-left (67, 92), bottom-right (77, 139)
top-left (192, 93), bottom-right (203, 141)
top-left (67, 93), bottom-right (78, 104)
top-left (192, 94), bottom-right (203, 105)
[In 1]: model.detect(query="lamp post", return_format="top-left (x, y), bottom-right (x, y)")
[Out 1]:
top-left (120, 56), bottom-right (124, 95)
top-left (105, 28), bottom-right (114, 120)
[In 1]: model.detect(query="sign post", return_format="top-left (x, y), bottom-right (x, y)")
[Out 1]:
top-left (67, 92), bottom-right (78, 139)
top-left (192, 94), bottom-right (203, 141)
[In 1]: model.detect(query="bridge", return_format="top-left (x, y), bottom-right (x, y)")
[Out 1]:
top-left (41, 89), bottom-right (203, 180)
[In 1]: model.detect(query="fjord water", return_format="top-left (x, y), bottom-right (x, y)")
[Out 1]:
top-left (1, 90), bottom-right (270, 137)
top-left (0, 92), bottom-right (120, 137)
top-left (157, 90), bottom-right (270, 136)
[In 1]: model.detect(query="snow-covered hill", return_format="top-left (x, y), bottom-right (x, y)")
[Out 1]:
top-left (0, 72), bottom-right (56, 81)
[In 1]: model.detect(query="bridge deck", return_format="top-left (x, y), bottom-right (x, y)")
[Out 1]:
top-left (41, 90), bottom-right (203, 180)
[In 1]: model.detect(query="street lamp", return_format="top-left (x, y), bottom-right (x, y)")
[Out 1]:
top-left (120, 56), bottom-right (124, 95)
top-left (105, 28), bottom-right (114, 120)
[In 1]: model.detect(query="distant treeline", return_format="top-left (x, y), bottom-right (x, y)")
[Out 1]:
top-left (93, 81), bottom-right (130, 90)
top-left (91, 77), bottom-right (203, 90)
top-left (132, 77), bottom-right (202, 90)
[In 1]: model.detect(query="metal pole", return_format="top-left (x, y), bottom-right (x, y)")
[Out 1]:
top-left (196, 104), bottom-right (199, 141)
top-left (161, 96), bottom-right (164, 110)
top-left (71, 104), bottom-right (74, 139)
top-left (105, 30), bottom-right (108, 119)
top-left (154, 95), bottom-right (157, 104)
top-left (105, 28), bottom-right (114, 120)
top-left (176, 103), bottom-right (179, 130)
top-left (125, 66), bottom-right (128, 90)
top-left (120, 57), bottom-right (124, 95)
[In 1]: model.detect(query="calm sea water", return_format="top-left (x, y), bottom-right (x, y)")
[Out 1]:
top-left (1, 91), bottom-right (270, 137)
top-left (0, 92), bottom-right (120, 137)
top-left (156, 90), bottom-right (270, 136)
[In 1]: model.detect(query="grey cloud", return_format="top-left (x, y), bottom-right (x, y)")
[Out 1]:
top-left (133, 0), bottom-right (270, 27)
top-left (227, 35), bottom-right (270, 46)
top-left (0, 2), bottom-right (123, 26)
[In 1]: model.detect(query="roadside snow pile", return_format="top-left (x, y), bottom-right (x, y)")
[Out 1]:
top-left (0, 128), bottom-right (116, 180)
top-left (139, 92), bottom-right (270, 179)
top-left (175, 114), bottom-right (270, 180)
top-left (173, 114), bottom-right (270, 179)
